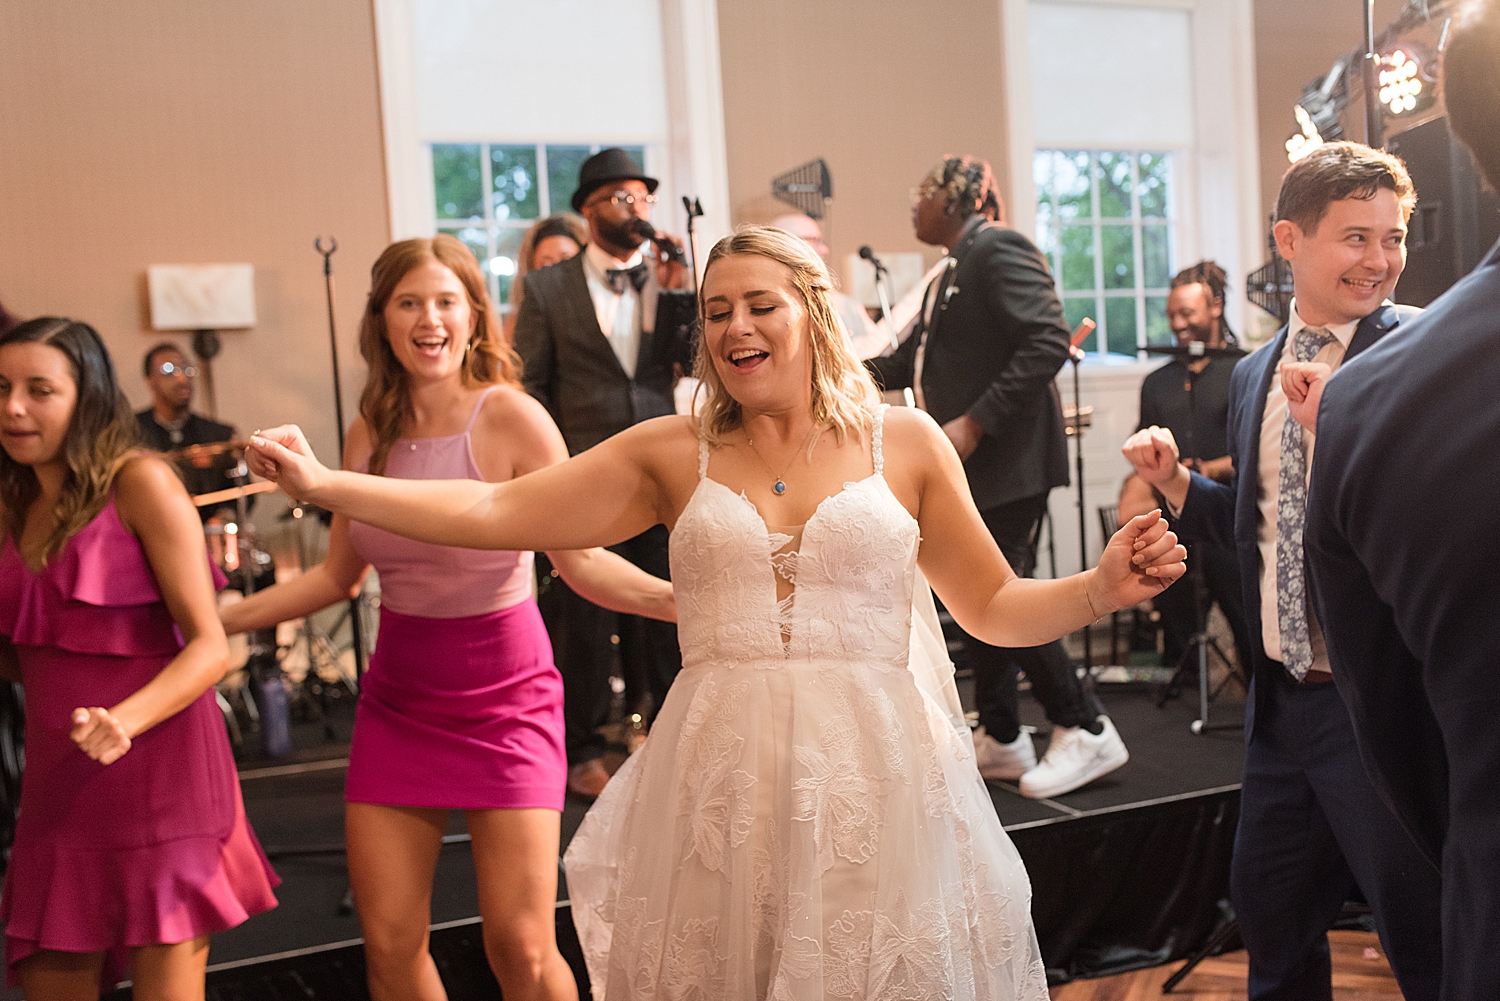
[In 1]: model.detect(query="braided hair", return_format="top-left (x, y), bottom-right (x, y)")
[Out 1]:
top-left (923, 155), bottom-right (1003, 222)
top-left (1169, 260), bottom-right (1236, 346)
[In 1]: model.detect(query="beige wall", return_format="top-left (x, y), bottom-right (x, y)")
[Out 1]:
top-left (717, 0), bottom-right (1014, 281)
top-left (0, 0), bottom-right (389, 468)
top-left (1252, 0), bottom-right (1406, 236)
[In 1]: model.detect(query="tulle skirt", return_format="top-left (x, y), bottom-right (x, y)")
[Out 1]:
top-left (564, 652), bottom-right (1049, 1000)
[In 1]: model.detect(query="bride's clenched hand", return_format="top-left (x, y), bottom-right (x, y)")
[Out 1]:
top-left (247, 425), bottom-right (331, 503)
top-left (1088, 509), bottom-right (1187, 614)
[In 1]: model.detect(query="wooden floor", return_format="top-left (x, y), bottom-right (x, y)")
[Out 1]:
top-left (1050, 931), bottom-right (1402, 1000)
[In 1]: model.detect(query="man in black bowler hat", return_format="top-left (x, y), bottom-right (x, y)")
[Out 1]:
top-left (513, 148), bottom-right (688, 799)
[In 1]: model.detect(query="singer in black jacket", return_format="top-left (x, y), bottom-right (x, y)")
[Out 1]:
top-left (512, 148), bottom-right (687, 800)
top-left (869, 155), bottom-right (1126, 799)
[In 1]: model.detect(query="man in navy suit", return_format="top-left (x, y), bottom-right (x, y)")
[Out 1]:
top-left (1122, 142), bottom-right (1440, 1000)
top-left (1307, 7), bottom-right (1500, 994)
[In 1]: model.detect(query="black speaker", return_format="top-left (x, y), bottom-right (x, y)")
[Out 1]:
top-left (1387, 115), bottom-right (1500, 307)
top-left (650, 289), bottom-right (699, 371)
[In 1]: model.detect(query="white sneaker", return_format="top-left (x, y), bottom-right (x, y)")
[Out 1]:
top-left (1018, 716), bottom-right (1129, 799)
top-left (971, 726), bottom-right (1037, 781)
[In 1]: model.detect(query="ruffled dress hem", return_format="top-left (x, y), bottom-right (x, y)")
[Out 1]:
top-left (0, 776), bottom-right (278, 987)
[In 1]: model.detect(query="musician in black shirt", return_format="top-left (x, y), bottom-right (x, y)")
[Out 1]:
top-left (1120, 262), bottom-right (1252, 673)
top-left (135, 342), bottom-right (239, 516)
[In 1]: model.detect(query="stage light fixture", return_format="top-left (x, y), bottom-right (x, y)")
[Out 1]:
top-left (1376, 45), bottom-right (1434, 119)
top-left (1285, 58), bottom-right (1348, 164)
top-left (1285, 105), bottom-right (1326, 164)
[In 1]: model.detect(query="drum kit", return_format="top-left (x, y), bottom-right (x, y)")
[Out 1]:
top-left (170, 440), bottom-right (363, 757)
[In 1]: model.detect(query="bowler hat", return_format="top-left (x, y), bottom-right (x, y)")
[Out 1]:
top-left (571, 148), bottom-right (658, 212)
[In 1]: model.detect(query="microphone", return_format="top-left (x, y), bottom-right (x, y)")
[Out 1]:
top-left (631, 218), bottom-right (687, 263)
top-left (1068, 317), bottom-right (1096, 362)
top-left (858, 245), bottom-right (888, 274)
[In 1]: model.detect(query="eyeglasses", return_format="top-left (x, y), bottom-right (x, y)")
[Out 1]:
top-left (595, 190), bottom-right (657, 209)
top-left (155, 362), bottom-right (197, 378)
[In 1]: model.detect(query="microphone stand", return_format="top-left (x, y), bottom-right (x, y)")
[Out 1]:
top-left (682, 196), bottom-right (703, 289)
top-left (859, 247), bottom-right (899, 352)
top-left (1066, 319), bottom-right (1096, 671)
top-left (861, 247), bottom-right (915, 407)
top-left (315, 237), bottom-right (366, 685)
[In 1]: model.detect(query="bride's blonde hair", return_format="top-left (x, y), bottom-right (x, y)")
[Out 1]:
top-left (693, 225), bottom-right (879, 447)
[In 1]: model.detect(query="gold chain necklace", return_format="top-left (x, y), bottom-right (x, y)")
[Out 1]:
top-left (743, 423), bottom-right (821, 497)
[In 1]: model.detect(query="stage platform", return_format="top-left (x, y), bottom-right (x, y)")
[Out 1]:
top-left (73, 684), bottom-right (1246, 999)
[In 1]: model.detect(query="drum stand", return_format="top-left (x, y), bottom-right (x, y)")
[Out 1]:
top-left (281, 503), bottom-right (361, 741)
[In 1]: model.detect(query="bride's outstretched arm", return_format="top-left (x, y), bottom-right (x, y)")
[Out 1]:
top-left (247, 420), bottom-right (670, 553)
top-left (894, 409), bottom-right (1185, 648)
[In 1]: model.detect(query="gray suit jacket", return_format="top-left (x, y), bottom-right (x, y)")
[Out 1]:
top-left (512, 254), bottom-right (676, 455)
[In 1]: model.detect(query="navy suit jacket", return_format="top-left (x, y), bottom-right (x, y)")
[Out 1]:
top-left (1170, 303), bottom-right (1418, 741)
top-left (1307, 240), bottom-right (1500, 875)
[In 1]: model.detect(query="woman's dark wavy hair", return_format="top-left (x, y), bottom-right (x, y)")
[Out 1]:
top-left (0, 317), bottom-right (139, 563)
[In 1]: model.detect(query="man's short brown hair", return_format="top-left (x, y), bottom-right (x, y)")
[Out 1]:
top-left (1443, 0), bottom-right (1500, 191)
top-left (1276, 141), bottom-right (1417, 234)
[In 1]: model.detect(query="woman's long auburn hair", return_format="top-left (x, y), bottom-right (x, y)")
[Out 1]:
top-left (0, 318), bottom-right (139, 564)
top-left (693, 225), bottom-right (878, 447)
top-left (358, 235), bottom-right (521, 475)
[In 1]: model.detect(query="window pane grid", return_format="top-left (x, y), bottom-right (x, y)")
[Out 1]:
top-left (1034, 149), bottom-right (1175, 356)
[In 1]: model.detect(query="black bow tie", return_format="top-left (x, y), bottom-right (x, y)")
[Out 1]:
top-left (604, 263), bottom-right (650, 294)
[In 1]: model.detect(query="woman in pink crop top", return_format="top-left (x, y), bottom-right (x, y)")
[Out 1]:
top-left (0, 318), bottom-right (278, 996)
top-left (223, 236), bottom-right (673, 1001)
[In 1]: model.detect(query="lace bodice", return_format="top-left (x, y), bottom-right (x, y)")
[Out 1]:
top-left (669, 406), bottom-right (919, 669)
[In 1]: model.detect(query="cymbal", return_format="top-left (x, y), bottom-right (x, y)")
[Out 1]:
top-left (192, 481), bottom-right (277, 508)
top-left (165, 439), bottom-right (249, 461)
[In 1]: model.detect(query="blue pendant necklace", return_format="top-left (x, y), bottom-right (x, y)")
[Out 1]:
top-left (744, 423), bottom-right (821, 497)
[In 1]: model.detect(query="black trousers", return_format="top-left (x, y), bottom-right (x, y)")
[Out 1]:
top-left (966, 494), bottom-right (1097, 743)
top-left (535, 525), bottom-right (681, 766)
top-left (1232, 674), bottom-right (1441, 1000)
top-left (1154, 539), bottom-right (1254, 673)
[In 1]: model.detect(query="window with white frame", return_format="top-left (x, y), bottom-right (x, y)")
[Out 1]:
top-left (1033, 150), bottom-right (1176, 356)
top-left (431, 143), bottom-right (647, 308)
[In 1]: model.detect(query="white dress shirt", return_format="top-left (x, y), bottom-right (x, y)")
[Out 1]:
top-left (1254, 300), bottom-right (1370, 669)
top-left (582, 241), bottom-right (644, 379)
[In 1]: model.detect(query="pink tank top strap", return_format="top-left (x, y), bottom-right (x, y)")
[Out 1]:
top-left (463, 384), bottom-right (505, 435)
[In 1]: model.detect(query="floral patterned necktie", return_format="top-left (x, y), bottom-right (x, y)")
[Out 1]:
top-left (1275, 325), bottom-right (1335, 679)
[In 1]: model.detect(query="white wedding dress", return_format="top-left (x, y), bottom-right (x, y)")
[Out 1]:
top-left (564, 407), bottom-right (1049, 1000)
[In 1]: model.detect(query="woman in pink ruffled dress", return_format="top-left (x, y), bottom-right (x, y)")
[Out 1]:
top-left (0, 317), bottom-right (278, 997)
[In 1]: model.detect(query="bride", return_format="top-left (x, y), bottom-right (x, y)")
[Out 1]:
top-left (247, 226), bottom-right (1184, 1000)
